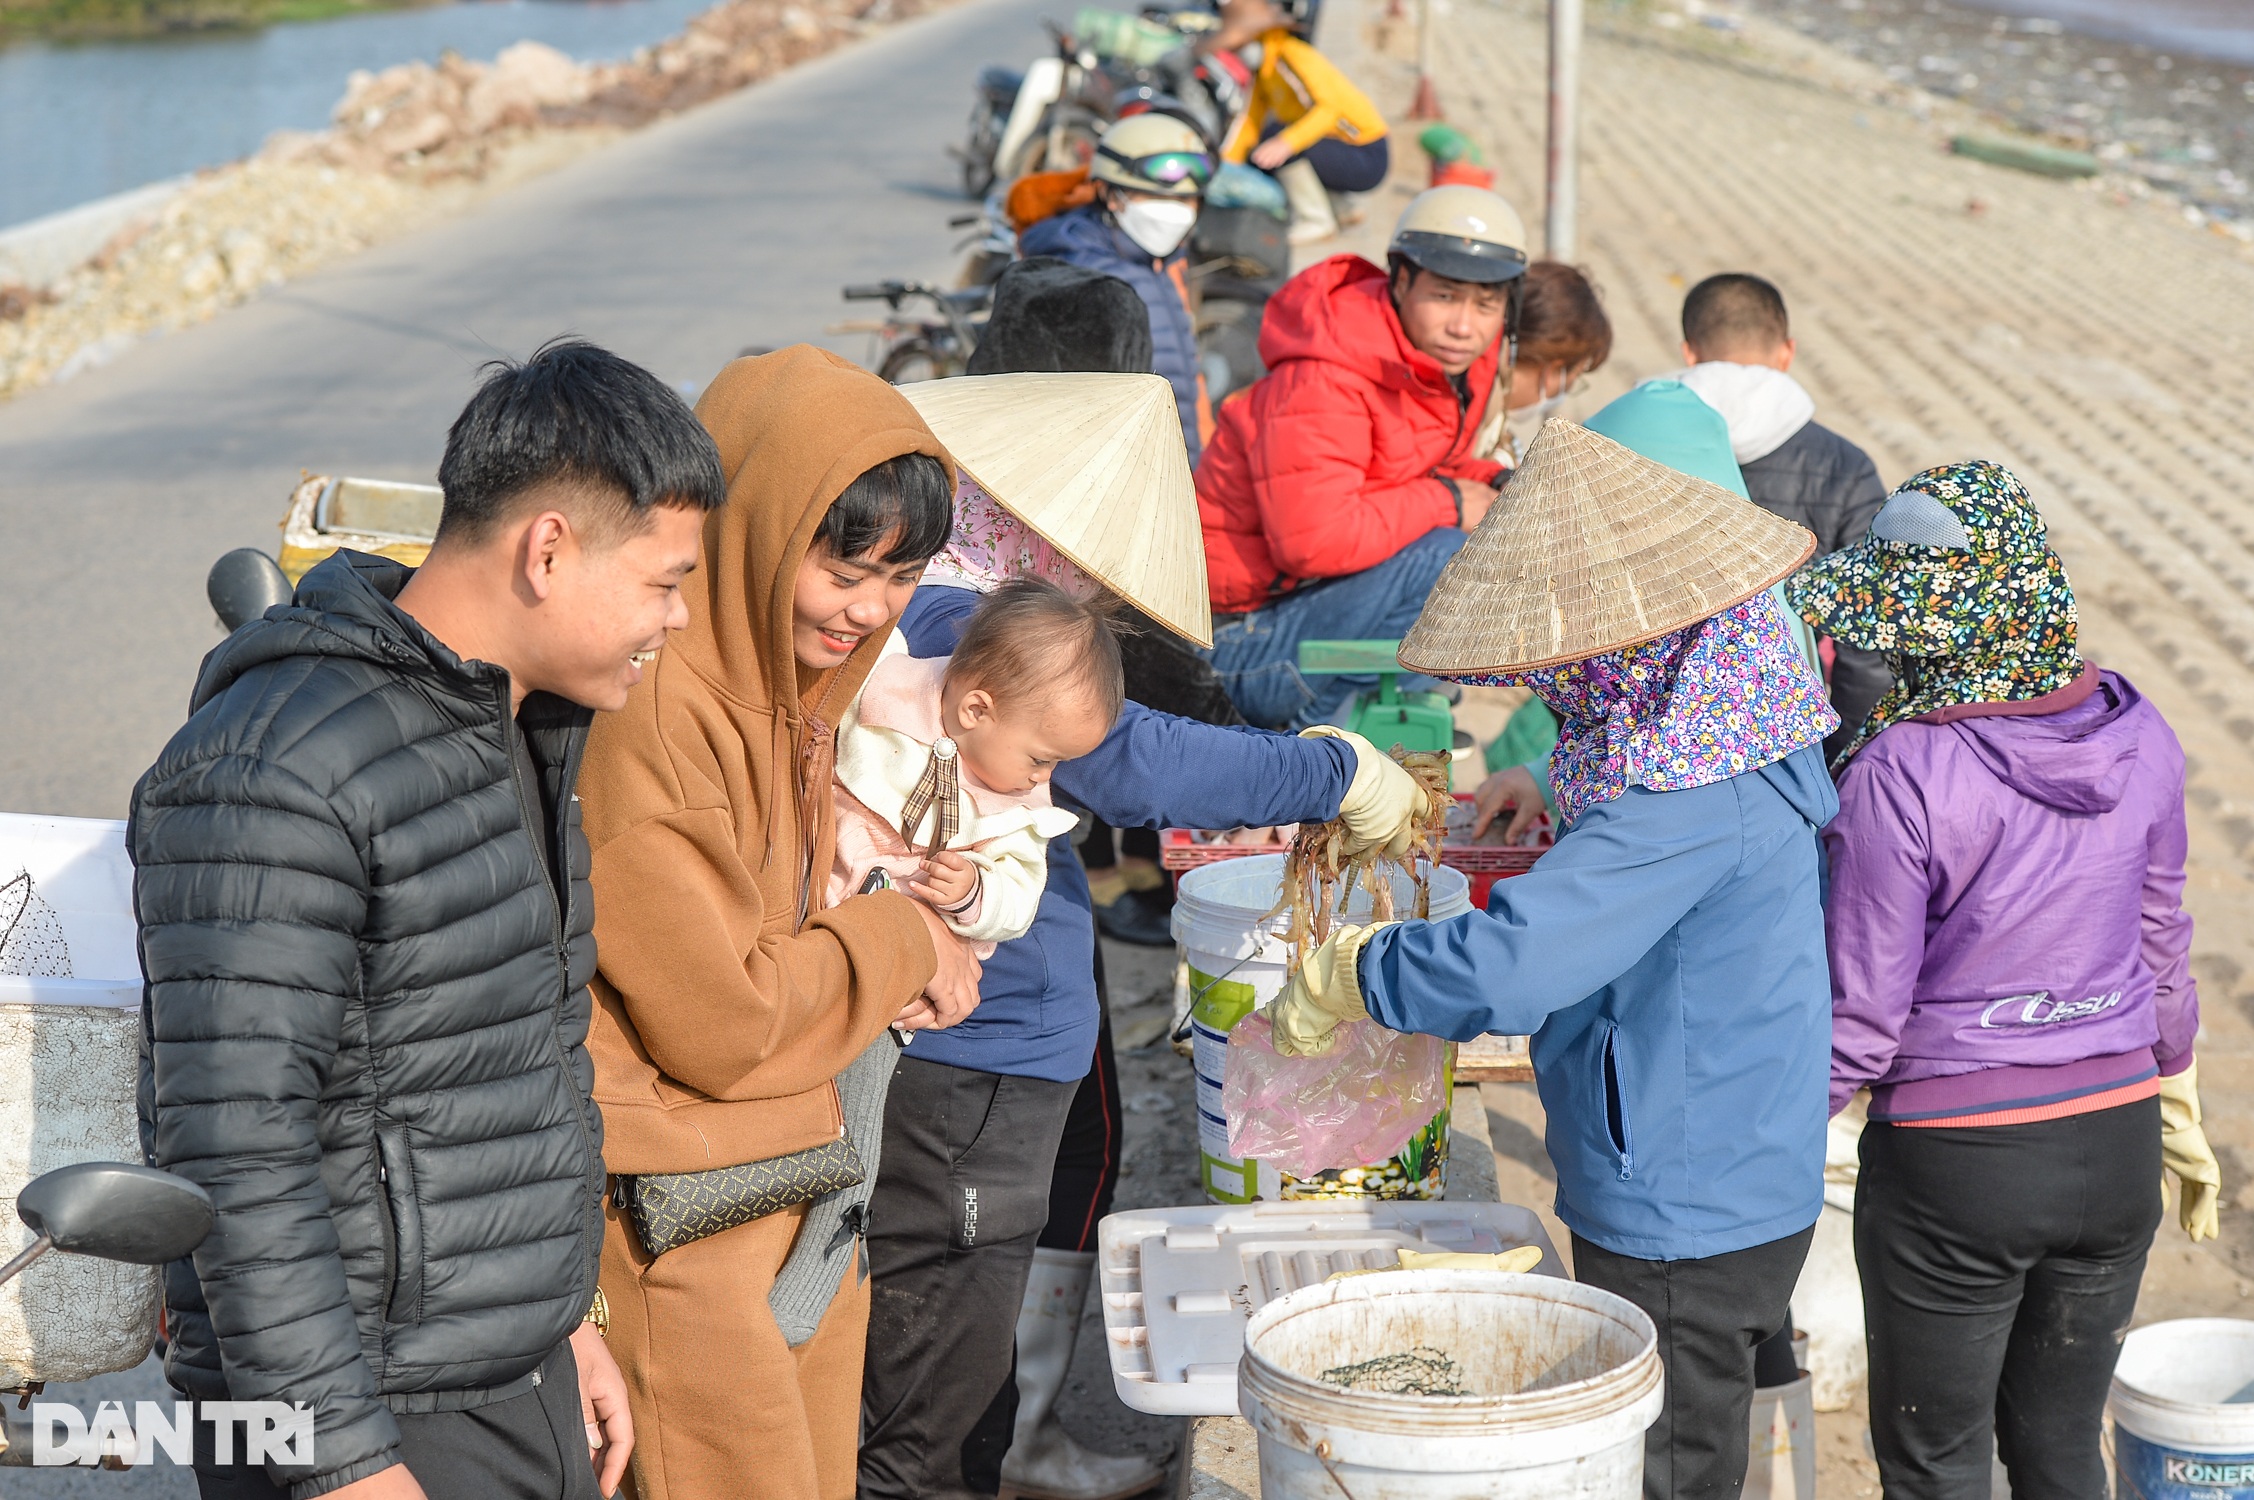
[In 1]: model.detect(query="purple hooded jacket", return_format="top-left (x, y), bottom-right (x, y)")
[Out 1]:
top-left (1824, 667), bottom-right (2198, 1121)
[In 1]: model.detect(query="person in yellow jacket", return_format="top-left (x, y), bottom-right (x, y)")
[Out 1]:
top-left (1210, 0), bottom-right (1389, 243)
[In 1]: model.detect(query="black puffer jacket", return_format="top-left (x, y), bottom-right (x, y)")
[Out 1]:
top-left (1742, 419), bottom-right (1894, 757)
top-left (133, 552), bottom-right (604, 1498)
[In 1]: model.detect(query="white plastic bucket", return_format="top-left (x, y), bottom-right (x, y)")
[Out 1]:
top-left (1173, 855), bottom-right (1472, 1204)
top-left (2112, 1319), bottom-right (2254, 1499)
top-left (1239, 1268), bottom-right (1663, 1500)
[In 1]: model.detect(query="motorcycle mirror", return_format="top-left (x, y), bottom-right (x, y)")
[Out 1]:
top-left (17, 1163), bottom-right (214, 1267)
top-left (207, 548), bottom-right (293, 632)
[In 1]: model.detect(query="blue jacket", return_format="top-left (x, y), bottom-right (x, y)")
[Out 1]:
top-left (1358, 748), bottom-right (1838, 1260)
top-left (1017, 206), bottom-right (1205, 464)
top-left (900, 585), bottom-right (1353, 1080)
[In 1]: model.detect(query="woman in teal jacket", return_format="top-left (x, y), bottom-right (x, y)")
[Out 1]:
top-left (1268, 408), bottom-right (1839, 1500)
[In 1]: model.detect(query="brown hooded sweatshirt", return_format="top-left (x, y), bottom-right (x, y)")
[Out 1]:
top-left (580, 347), bottom-right (950, 1175)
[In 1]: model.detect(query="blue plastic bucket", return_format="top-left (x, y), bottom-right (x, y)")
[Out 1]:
top-left (2112, 1320), bottom-right (2254, 1500)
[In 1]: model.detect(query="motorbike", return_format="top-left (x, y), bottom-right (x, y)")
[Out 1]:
top-left (956, 9), bottom-right (1251, 198)
top-left (0, 1164), bottom-right (212, 1289)
top-left (0, 1162), bottom-right (214, 1467)
top-left (833, 279), bottom-right (994, 384)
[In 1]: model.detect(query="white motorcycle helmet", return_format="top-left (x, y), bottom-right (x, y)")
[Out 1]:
top-left (1388, 185), bottom-right (1531, 285)
top-left (1090, 113), bottom-right (1215, 200)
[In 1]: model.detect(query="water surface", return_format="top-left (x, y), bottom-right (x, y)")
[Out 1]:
top-left (0, 0), bottom-right (718, 230)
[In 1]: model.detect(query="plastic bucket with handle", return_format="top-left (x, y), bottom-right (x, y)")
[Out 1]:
top-left (1172, 854), bottom-right (1471, 1204)
top-left (1239, 1268), bottom-right (1663, 1500)
top-left (2112, 1319), bottom-right (2254, 1500)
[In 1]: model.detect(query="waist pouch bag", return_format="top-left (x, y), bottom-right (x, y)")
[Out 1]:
top-left (617, 1134), bottom-right (865, 1256)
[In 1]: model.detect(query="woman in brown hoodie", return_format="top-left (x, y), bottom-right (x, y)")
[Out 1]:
top-left (577, 348), bottom-right (977, 1500)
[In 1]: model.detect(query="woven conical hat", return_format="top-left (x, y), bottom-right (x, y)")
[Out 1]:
top-left (1399, 420), bottom-right (1816, 675)
top-left (902, 373), bottom-right (1211, 646)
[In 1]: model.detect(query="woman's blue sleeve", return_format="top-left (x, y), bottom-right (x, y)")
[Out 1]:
top-left (1052, 705), bottom-right (1354, 831)
top-left (1358, 784), bottom-right (1740, 1039)
top-left (899, 584), bottom-right (1353, 832)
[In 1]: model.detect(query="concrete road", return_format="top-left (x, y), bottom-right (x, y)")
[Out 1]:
top-left (0, 0), bottom-right (1050, 819)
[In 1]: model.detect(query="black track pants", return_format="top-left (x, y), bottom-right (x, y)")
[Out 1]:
top-left (192, 1340), bottom-right (598, 1499)
top-left (859, 1056), bottom-right (1078, 1500)
top-left (1857, 1098), bottom-right (2162, 1500)
top-left (1572, 1225), bottom-right (1816, 1500)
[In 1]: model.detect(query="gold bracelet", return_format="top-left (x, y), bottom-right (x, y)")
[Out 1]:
top-left (584, 1286), bottom-right (610, 1337)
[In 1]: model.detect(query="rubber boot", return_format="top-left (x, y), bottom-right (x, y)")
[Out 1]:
top-left (999, 1249), bottom-right (1165, 1500)
top-left (1277, 158), bottom-right (1339, 245)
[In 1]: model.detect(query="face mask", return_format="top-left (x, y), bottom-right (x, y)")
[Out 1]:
top-left (1115, 197), bottom-right (1197, 258)
top-left (1516, 392), bottom-right (1566, 425)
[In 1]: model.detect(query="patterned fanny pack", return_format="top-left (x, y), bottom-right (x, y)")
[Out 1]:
top-left (614, 1134), bottom-right (866, 1258)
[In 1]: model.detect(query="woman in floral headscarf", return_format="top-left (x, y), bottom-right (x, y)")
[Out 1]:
top-left (1789, 460), bottom-right (2216, 1500)
top-left (1264, 418), bottom-right (1841, 1500)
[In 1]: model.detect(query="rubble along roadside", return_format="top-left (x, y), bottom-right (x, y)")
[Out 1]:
top-left (0, 0), bottom-right (953, 402)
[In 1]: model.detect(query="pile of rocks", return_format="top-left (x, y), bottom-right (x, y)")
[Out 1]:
top-left (278, 0), bottom-right (918, 177)
top-left (0, 0), bottom-right (941, 401)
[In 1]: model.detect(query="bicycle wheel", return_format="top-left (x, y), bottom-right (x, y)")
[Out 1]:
top-left (880, 339), bottom-right (954, 385)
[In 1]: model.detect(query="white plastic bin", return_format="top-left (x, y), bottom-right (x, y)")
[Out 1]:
top-left (0, 813), bottom-right (159, 1386)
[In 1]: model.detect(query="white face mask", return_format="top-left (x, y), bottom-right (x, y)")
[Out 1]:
top-left (1115, 197), bottom-right (1197, 258)
top-left (1516, 392), bottom-right (1566, 425)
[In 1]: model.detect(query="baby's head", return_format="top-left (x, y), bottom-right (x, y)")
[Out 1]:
top-left (1681, 272), bottom-right (1794, 372)
top-left (942, 578), bottom-right (1124, 794)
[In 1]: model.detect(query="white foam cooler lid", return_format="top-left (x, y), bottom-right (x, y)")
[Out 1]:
top-left (0, 813), bottom-right (140, 1008)
top-left (1098, 1201), bottom-right (1566, 1415)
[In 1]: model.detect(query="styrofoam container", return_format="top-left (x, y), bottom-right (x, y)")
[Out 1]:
top-left (1239, 1269), bottom-right (1663, 1499)
top-left (1174, 855), bottom-right (1471, 1203)
top-left (2112, 1319), bottom-right (2254, 1499)
top-left (1097, 1200), bottom-right (1563, 1416)
top-left (0, 813), bottom-right (159, 1385)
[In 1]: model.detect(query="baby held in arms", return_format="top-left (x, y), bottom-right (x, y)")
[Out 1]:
top-left (830, 577), bottom-right (1124, 955)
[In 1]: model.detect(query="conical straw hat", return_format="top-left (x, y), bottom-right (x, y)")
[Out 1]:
top-left (901, 372), bottom-right (1212, 646)
top-left (1399, 420), bottom-right (1816, 675)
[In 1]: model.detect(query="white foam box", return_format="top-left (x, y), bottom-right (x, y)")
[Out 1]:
top-left (1097, 1200), bottom-right (1564, 1415)
top-left (0, 813), bottom-right (159, 1386)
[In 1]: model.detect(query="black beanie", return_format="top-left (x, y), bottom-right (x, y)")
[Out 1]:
top-left (966, 257), bottom-right (1155, 376)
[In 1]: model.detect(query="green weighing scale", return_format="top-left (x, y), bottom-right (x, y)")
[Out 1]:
top-left (1297, 638), bottom-right (1458, 769)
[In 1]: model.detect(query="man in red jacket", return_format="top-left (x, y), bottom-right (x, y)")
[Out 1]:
top-left (1197, 185), bottom-right (1530, 728)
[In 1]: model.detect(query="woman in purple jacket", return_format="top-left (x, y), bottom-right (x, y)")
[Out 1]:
top-left (1790, 460), bottom-right (2222, 1500)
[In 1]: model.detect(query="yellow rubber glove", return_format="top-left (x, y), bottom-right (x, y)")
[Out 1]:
top-left (2160, 1061), bottom-right (2223, 1243)
top-left (1300, 727), bottom-right (1432, 860)
top-left (1328, 1246), bottom-right (1545, 1281)
top-left (1265, 922), bottom-right (1391, 1058)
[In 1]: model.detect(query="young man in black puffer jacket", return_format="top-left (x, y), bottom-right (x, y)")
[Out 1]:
top-left (132, 341), bottom-right (722, 1500)
top-left (1674, 272), bottom-right (1892, 763)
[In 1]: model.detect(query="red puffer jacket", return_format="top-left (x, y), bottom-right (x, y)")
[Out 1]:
top-left (1197, 255), bottom-right (1506, 613)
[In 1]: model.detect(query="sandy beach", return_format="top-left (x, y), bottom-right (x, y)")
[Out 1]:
top-left (1742, 0), bottom-right (2254, 223)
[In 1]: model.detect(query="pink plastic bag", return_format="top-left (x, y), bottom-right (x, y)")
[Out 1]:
top-left (1222, 1011), bottom-right (1449, 1178)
